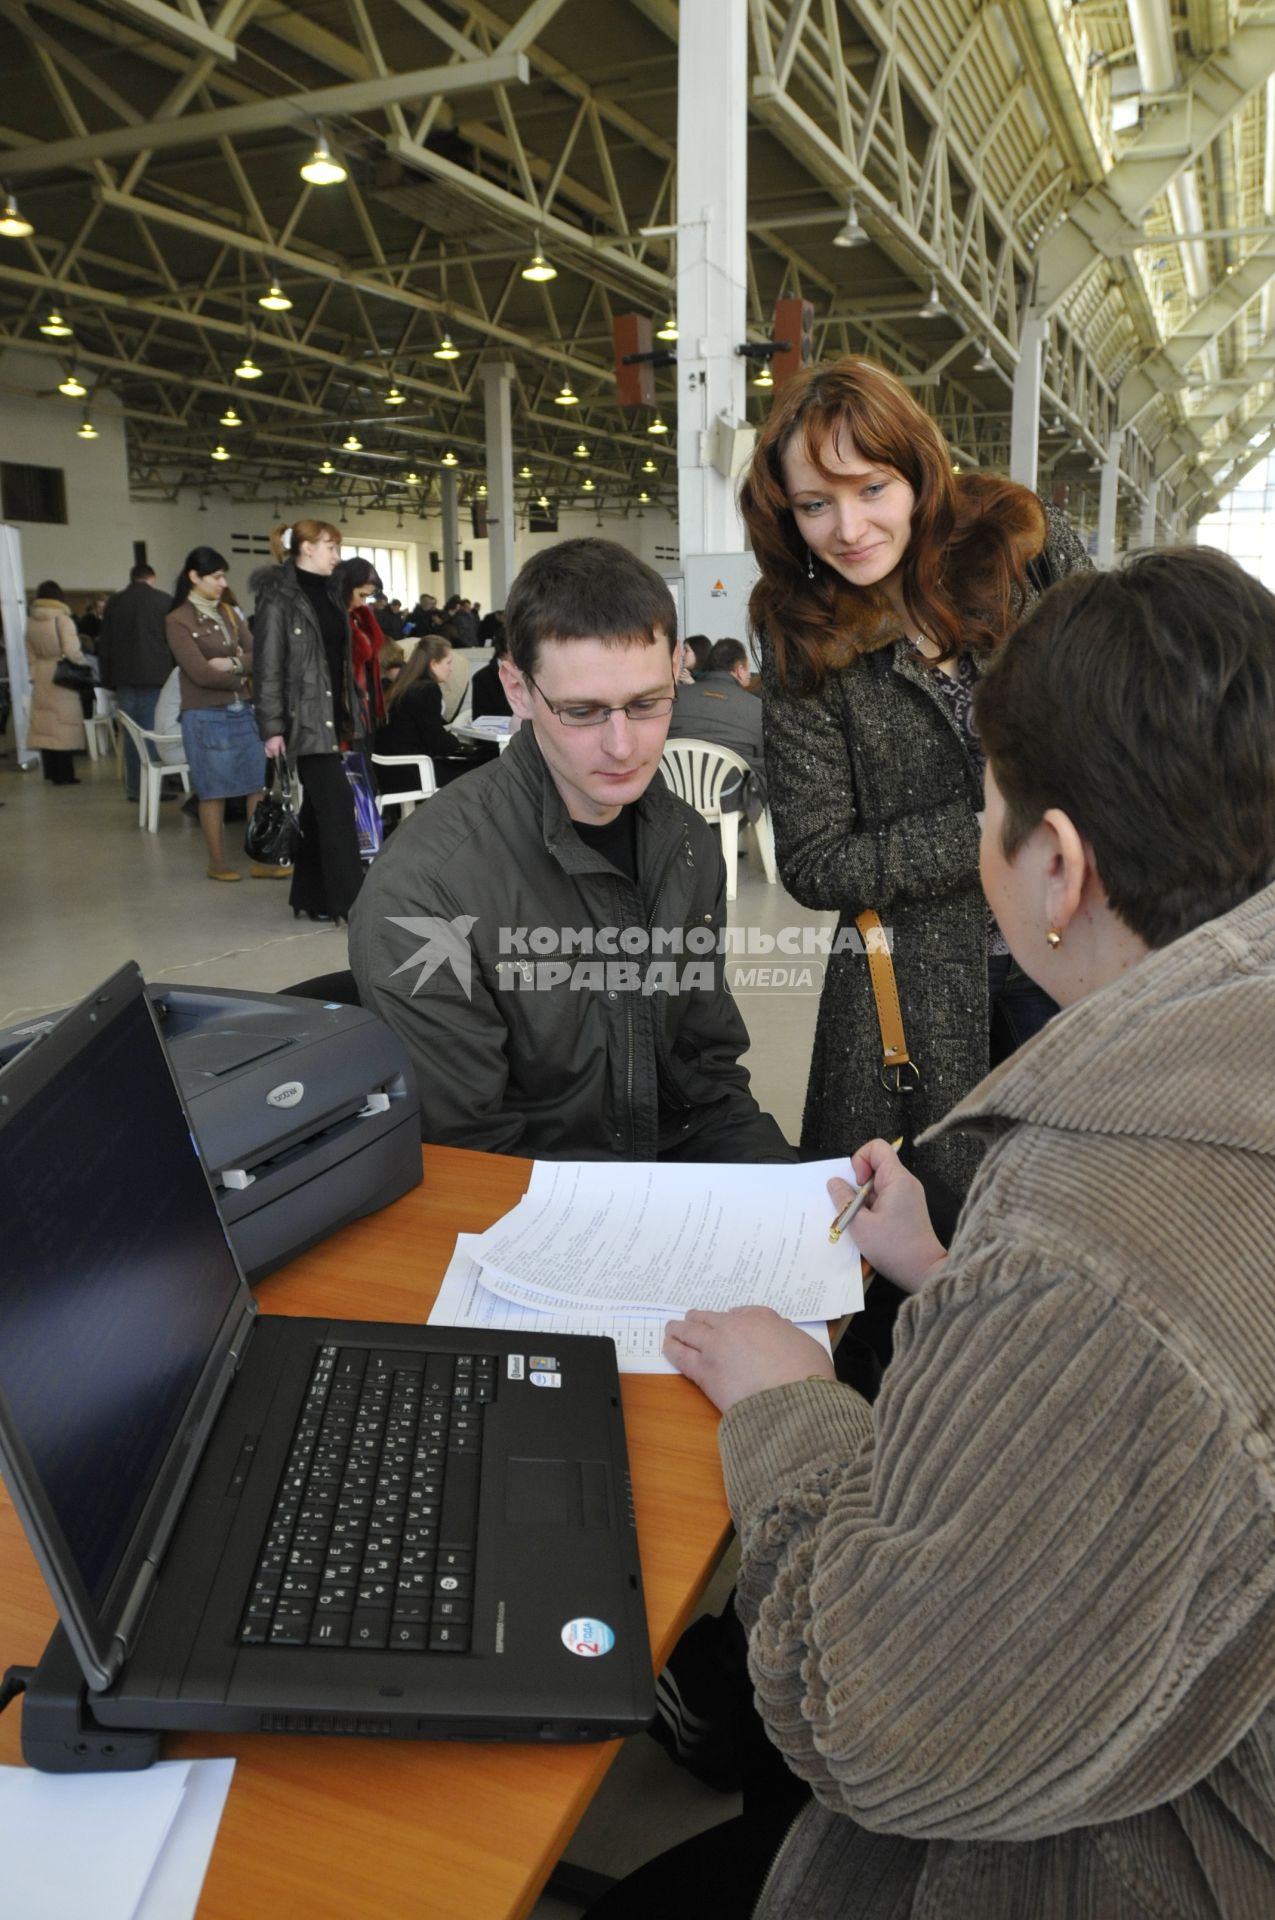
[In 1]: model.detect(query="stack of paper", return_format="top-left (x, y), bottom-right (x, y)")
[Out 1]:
top-left (429, 1159), bottom-right (862, 1373)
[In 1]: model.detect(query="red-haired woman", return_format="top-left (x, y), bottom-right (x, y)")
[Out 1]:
top-left (741, 356), bottom-right (1090, 1212)
top-left (254, 517), bottom-right (364, 924)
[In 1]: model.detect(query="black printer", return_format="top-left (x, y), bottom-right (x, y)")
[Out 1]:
top-left (0, 982), bottom-right (421, 1282)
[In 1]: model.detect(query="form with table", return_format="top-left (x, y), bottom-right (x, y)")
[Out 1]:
top-left (0, 1145), bottom-right (733, 1920)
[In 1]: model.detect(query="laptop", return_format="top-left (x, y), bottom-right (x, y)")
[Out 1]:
top-left (0, 963), bottom-right (654, 1746)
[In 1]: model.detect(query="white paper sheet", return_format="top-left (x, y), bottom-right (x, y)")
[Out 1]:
top-left (470, 1158), bottom-right (863, 1319)
top-left (429, 1237), bottom-right (834, 1373)
top-left (135, 1759), bottom-right (236, 1920)
top-left (0, 1760), bottom-right (188, 1920)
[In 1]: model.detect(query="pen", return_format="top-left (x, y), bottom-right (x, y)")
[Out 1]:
top-left (828, 1137), bottom-right (904, 1243)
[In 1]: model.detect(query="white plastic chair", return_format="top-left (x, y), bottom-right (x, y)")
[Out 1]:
top-left (371, 752), bottom-right (438, 821)
top-left (659, 739), bottom-right (778, 903)
top-left (114, 710), bottom-right (192, 831)
top-left (83, 686), bottom-right (115, 762)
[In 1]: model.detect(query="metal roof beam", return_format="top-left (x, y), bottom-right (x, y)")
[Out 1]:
top-left (0, 51), bottom-right (530, 176)
top-left (94, 0), bottom-right (238, 62)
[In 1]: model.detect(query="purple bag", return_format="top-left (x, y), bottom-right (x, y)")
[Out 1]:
top-left (342, 749), bottom-right (383, 861)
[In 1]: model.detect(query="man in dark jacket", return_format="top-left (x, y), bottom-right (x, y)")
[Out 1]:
top-left (97, 563), bottom-right (173, 801)
top-left (666, 637), bottom-right (766, 815)
top-left (351, 540), bottom-right (791, 1163)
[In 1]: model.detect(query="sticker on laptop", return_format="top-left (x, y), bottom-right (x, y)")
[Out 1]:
top-left (529, 1355), bottom-right (559, 1371)
top-left (506, 1354), bottom-right (525, 1380)
top-left (530, 1371), bottom-right (561, 1388)
top-left (562, 1617), bottom-right (615, 1658)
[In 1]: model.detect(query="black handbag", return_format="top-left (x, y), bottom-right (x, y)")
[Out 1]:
top-left (244, 755), bottom-right (302, 867)
top-left (52, 654), bottom-right (97, 718)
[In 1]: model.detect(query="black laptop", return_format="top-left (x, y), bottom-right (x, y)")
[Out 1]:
top-left (0, 963), bottom-right (654, 1745)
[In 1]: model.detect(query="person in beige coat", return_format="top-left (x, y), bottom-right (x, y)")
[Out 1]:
top-left (591, 548), bottom-right (1275, 1920)
top-left (25, 579), bottom-right (87, 784)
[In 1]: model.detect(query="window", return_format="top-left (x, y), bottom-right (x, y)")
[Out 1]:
top-left (345, 542), bottom-right (411, 604)
top-left (1, 462), bottom-right (67, 525)
top-left (1197, 452), bottom-right (1275, 592)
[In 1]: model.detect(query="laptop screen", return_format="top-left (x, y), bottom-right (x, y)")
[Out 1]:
top-left (0, 968), bottom-right (244, 1611)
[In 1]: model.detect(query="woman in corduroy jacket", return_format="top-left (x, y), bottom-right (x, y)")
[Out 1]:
top-left (741, 357), bottom-right (1090, 1211)
top-left (599, 547), bottom-right (1275, 1920)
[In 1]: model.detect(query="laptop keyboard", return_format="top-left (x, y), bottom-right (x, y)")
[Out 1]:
top-left (238, 1344), bottom-right (495, 1653)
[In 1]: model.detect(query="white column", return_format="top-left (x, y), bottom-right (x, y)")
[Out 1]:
top-left (1139, 478), bottom-right (1159, 550)
top-left (1010, 314), bottom-right (1045, 489)
top-left (676, 0), bottom-right (748, 562)
top-left (441, 470), bottom-right (460, 599)
top-left (1096, 430), bottom-right (1124, 566)
top-left (482, 359), bottom-right (516, 607)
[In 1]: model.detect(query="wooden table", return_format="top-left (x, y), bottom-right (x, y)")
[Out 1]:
top-left (0, 1145), bottom-right (733, 1919)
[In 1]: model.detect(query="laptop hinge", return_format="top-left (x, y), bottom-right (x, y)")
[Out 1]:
top-left (111, 1560), bottom-right (159, 1672)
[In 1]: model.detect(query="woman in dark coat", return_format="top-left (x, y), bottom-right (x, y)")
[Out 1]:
top-left (253, 516), bottom-right (364, 924)
top-left (741, 356), bottom-right (1090, 1208)
top-left (373, 636), bottom-right (486, 794)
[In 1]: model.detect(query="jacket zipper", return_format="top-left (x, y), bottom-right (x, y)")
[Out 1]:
top-left (747, 1799), bottom-right (808, 1920)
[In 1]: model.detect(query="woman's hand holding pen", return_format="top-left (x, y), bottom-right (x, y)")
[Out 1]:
top-left (829, 1139), bottom-right (947, 1294)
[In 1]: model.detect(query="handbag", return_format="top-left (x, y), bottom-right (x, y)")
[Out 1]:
top-left (244, 755), bottom-right (302, 867)
top-left (342, 749), bottom-right (383, 862)
top-left (53, 654), bottom-right (97, 718)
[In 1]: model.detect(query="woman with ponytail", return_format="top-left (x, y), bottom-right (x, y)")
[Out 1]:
top-left (740, 356), bottom-right (1090, 1209)
top-left (166, 546), bottom-right (264, 881)
top-left (253, 517), bottom-right (364, 923)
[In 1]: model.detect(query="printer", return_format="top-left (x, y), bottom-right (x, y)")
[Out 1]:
top-left (0, 982), bottom-right (422, 1283)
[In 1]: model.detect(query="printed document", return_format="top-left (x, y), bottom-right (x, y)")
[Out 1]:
top-left (469, 1158), bottom-right (863, 1320)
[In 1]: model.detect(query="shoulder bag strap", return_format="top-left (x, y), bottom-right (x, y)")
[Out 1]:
top-left (854, 909), bottom-right (921, 1099)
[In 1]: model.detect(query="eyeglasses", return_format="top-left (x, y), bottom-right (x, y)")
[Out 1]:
top-left (523, 671), bottom-right (676, 729)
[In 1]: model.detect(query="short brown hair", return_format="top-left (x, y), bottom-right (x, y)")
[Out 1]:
top-left (504, 537), bottom-right (677, 677)
top-left (973, 546), bottom-right (1275, 949)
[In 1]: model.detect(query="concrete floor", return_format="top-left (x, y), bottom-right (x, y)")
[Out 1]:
top-left (0, 739), bottom-right (833, 1913)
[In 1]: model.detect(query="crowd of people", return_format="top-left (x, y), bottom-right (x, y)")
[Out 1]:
top-left (18, 350), bottom-right (1275, 1915)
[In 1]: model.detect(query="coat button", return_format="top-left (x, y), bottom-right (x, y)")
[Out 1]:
top-left (325, 719), bottom-right (334, 729)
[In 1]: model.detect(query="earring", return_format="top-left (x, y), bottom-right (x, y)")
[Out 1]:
top-left (806, 550), bottom-right (815, 581)
top-left (1045, 929), bottom-right (1062, 949)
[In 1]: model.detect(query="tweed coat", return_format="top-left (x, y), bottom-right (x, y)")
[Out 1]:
top-left (761, 489), bottom-right (1090, 1200)
top-left (24, 597), bottom-right (87, 752)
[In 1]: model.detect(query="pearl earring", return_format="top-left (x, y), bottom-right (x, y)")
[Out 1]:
top-left (806, 550), bottom-right (815, 581)
top-left (1045, 929), bottom-right (1062, 949)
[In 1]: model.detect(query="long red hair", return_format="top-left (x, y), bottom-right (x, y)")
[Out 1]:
top-left (741, 356), bottom-right (1042, 691)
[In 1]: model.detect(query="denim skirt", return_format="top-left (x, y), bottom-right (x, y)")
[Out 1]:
top-left (180, 702), bottom-right (266, 800)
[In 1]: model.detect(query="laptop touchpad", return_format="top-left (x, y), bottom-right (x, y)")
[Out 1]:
top-left (506, 1457), bottom-right (611, 1528)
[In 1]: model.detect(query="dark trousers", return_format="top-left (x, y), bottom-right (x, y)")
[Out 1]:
top-left (40, 749), bottom-right (77, 784)
top-left (115, 684), bottom-right (160, 800)
top-left (291, 754), bottom-right (365, 920)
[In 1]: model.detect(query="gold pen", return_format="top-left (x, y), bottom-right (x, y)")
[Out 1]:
top-left (828, 1137), bottom-right (904, 1243)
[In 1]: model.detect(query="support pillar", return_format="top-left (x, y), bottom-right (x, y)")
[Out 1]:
top-left (1097, 430), bottom-right (1124, 566)
top-left (482, 359), bottom-right (516, 608)
top-left (1139, 477), bottom-right (1159, 550)
top-left (1010, 314), bottom-right (1045, 489)
top-left (676, 0), bottom-right (748, 563)
top-left (441, 470), bottom-right (460, 599)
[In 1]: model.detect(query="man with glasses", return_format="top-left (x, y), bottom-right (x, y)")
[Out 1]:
top-left (351, 538), bottom-right (792, 1162)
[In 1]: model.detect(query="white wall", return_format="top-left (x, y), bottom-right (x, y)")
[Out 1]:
top-left (0, 349), bottom-right (137, 591)
top-left (0, 346), bottom-right (681, 606)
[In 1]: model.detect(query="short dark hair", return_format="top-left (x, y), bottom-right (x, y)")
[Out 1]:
top-left (35, 579), bottom-right (62, 599)
top-left (129, 563), bottom-right (155, 583)
top-left (504, 538), bottom-right (678, 677)
top-left (973, 546), bottom-right (1275, 950)
top-left (707, 637), bottom-right (747, 675)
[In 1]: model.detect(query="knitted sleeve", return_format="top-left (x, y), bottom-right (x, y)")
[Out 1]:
top-left (760, 634), bottom-right (981, 915)
top-left (719, 1245), bottom-right (1275, 1843)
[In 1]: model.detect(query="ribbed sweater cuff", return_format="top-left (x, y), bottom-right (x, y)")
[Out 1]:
top-left (719, 1379), bottom-right (872, 1530)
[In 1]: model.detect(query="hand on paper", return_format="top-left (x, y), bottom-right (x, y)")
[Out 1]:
top-left (664, 1306), bottom-right (835, 1414)
top-left (832, 1139), bottom-right (947, 1294)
